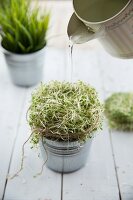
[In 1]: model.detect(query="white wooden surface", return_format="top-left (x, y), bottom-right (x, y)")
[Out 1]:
top-left (0, 1), bottom-right (133, 200)
top-left (99, 54), bottom-right (133, 200)
top-left (0, 53), bottom-right (26, 199)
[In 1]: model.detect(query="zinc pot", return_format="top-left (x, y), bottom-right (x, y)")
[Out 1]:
top-left (1, 45), bottom-right (45, 87)
top-left (40, 138), bottom-right (92, 173)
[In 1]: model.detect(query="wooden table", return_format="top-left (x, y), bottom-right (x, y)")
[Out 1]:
top-left (0, 1), bottom-right (133, 200)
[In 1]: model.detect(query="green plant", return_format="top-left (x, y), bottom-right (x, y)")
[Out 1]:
top-left (0, 0), bottom-right (50, 54)
top-left (0, 0), bottom-right (10, 8)
top-left (105, 93), bottom-right (133, 131)
top-left (28, 81), bottom-right (103, 146)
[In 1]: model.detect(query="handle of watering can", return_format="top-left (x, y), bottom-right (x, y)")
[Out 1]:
top-left (67, 13), bottom-right (105, 44)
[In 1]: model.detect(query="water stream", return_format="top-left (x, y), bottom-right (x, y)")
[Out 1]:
top-left (69, 39), bottom-right (74, 82)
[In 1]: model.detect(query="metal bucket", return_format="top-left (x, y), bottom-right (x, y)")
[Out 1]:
top-left (1, 46), bottom-right (45, 87)
top-left (40, 138), bottom-right (92, 173)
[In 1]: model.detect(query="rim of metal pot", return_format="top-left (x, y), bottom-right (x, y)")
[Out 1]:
top-left (0, 42), bottom-right (46, 60)
top-left (41, 138), bottom-right (92, 156)
top-left (44, 141), bottom-right (83, 150)
top-left (73, 0), bottom-right (131, 25)
top-left (43, 138), bottom-right (86, 149)
top-left (45, 146), bottom-right (83, 156)
top-left (42, 138), bottom-right (93, 151)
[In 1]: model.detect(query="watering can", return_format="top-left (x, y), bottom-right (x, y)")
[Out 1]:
top-left (67, 0), bottom-right (133, 58)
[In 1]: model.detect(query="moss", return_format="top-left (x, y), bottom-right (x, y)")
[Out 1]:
top-left (105, 93), bottom-right (133, 131)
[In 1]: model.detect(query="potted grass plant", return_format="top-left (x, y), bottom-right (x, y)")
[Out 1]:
top-left (0, 0), bottom-right (50, 87)
top-left (28, 81), bottom-right (103, 173)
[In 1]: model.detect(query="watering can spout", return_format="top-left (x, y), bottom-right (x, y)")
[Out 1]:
top-left (67, 13), bottom-right (95, 44)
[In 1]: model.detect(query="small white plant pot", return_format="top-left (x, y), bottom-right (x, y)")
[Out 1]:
top-left (40, 138), bottom-right (93, 173)
top-left (1, 45), bottom-right (45, 87)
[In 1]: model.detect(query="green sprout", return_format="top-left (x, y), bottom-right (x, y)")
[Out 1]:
top-left (0, 0), bottom-right (50, 54)
top-left (105, 93), bottom-right (133, 131)
top-left (28, 81), bottom-right (103, 146)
